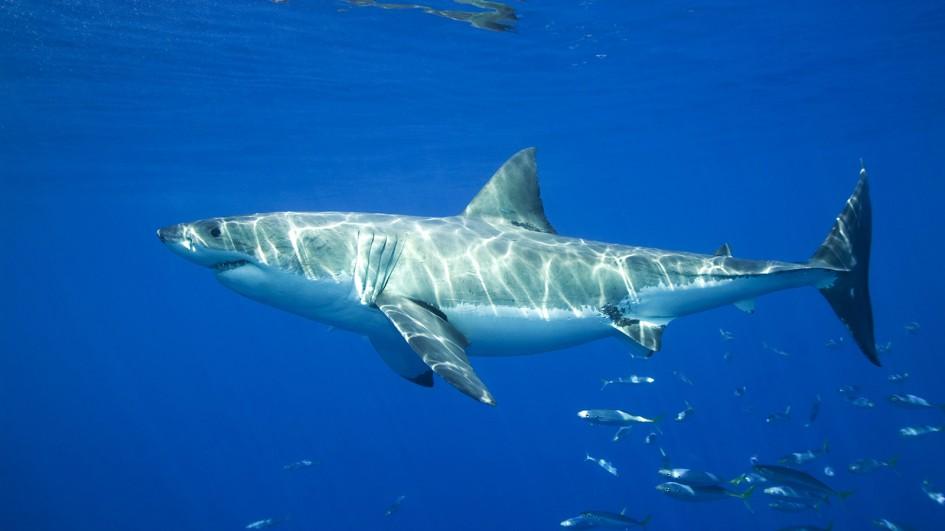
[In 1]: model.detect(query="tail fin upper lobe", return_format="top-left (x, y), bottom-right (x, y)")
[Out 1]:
top-left (810, 166), bottom-right (878, 365)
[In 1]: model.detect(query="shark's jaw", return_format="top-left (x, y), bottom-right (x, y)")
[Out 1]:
top-left (212, 259), bottom-right (252, 273)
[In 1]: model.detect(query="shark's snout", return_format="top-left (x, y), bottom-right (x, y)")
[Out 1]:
top-left (157, 224), bottom-right (183, 244)
top-left (157, 223), bottom-right (204, 261)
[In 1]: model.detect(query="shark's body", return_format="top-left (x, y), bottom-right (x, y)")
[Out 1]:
top-left (159, 148), bottom-right (877, 405)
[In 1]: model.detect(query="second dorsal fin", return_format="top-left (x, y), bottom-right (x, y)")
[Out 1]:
top-left (714, 243), bottom-right (733, 257)
top-left (461, 148), bottom-right (556, 233)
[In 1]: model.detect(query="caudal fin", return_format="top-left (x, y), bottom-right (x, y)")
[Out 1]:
top-left (810, 165), bottom-right (878, 365)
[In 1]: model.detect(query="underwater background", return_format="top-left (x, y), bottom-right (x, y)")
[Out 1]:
top-left (2, 1), bottom-right (945, 529)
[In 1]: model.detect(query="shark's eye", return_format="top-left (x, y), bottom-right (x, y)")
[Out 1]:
top-left (210, 226), bottom-right (222, 238)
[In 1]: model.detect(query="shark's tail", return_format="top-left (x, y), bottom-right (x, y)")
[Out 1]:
top-left (810, 164), bottom-right (878, 365)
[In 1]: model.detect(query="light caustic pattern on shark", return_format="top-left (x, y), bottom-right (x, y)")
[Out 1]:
top-left (159, 148), bottom-right (877, 405)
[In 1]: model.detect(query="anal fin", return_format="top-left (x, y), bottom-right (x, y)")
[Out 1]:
top-left (612, 319), bottom-right (665, 355)
top-left (601, 303), bottom-right (666, 355)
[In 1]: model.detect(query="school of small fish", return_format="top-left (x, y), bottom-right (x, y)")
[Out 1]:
top-left (566, 320), bottom-right (938, 530)
top-left (243, 321), bottom-right (935, 530)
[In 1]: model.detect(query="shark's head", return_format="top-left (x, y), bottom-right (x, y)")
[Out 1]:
top-left (157, 212), bottom-right (356, 280)
top-left (157, 212), bottom-right (364, 324)
top-left (157, 217), bottom-right (260, 274)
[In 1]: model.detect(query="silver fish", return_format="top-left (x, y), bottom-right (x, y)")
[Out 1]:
top-left (282, 459), bottom-right (316, 471)
top-left (659, 447), bottom-right (671, 468)
top-left (673, 370), bottom-right (694, 386)
top-left (824, 337), bottom-right (844, 349)
top-left (804, 394), bottom-right (822, 427)
top-left (900, 425), bottom-right (944, 437)
top-left (889, 393), bottom-right (942, 410)
top-left (656, 482), bottom-right (754, 507)
top-left (586, 453), bottom-right (618, 476)
top-left (560, 510), bottom-right (651, 529)
top-left (780, 441), bottom-right (829, 465)
top-left (850, 396), bottom-right (875, 408)
top-left (612, 426), bottom-right (632, 443)
top-left (768, 500), bottom-right (821, 513)
top-left (848, 457), bottom-right (898, 474)
top-left (838, 384), bottom-right (860, 398)
top-left (766, 406), bottom-right (792, 423)
top-left (730, 472), bottom-right (768, 486)
top-left (246, 518), bottom-right (279, 530)
top-left (384, 495), bottom-right (406, 517)
top-left (887, 372), bottom-right (910, 383)
top-left (839, 385), bottom-right (874, 407)
top-left (675, 401), bottom-right (695, 422)
top-left (763, 342), bottom-right (791, 357)
top-left (601, 375), bottom-right (655, 389)
top-left (763, 485), bottom-right (828, 504)
top-left (601, 374), bottom-right (656, 391)
top-left (578, 409), bottom-right (659, 426)
top-left (873, 518), bottom-right (910, 531)
top-left (922, 480), bottom-right (945, 506)
top-left (658, 468), bottom-right (724, 487)
top-left (753, 464), bottom-right (851, 500)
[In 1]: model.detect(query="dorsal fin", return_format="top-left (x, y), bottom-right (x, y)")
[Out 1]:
top-left (714, 243), bottom-right (732, 257)
top-left (461, 148), bottom-right (556, 233)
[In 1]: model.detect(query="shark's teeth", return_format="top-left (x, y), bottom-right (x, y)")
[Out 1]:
top-left (213, 260), bottom-right (250, 272)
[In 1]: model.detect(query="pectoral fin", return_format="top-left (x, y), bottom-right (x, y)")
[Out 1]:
top-left (375, 293), bottom-right (496, 406)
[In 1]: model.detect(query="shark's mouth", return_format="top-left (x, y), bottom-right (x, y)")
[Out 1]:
top-left (213, 260), bottom-right (251, 272)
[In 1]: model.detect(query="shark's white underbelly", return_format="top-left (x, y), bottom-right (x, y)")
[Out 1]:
top-left (216, 264), bottom-right (613, 356)
top-left (444, 303), bottom-right (612, 356)
top-left (215, 263), bottom-right (835, 359)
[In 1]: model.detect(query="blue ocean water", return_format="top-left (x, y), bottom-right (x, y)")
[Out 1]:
top-left (2, 1), bottom-right (945, 529)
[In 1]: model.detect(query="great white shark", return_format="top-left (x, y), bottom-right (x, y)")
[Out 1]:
top-left (158, 148), bottom-right (877, 405)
